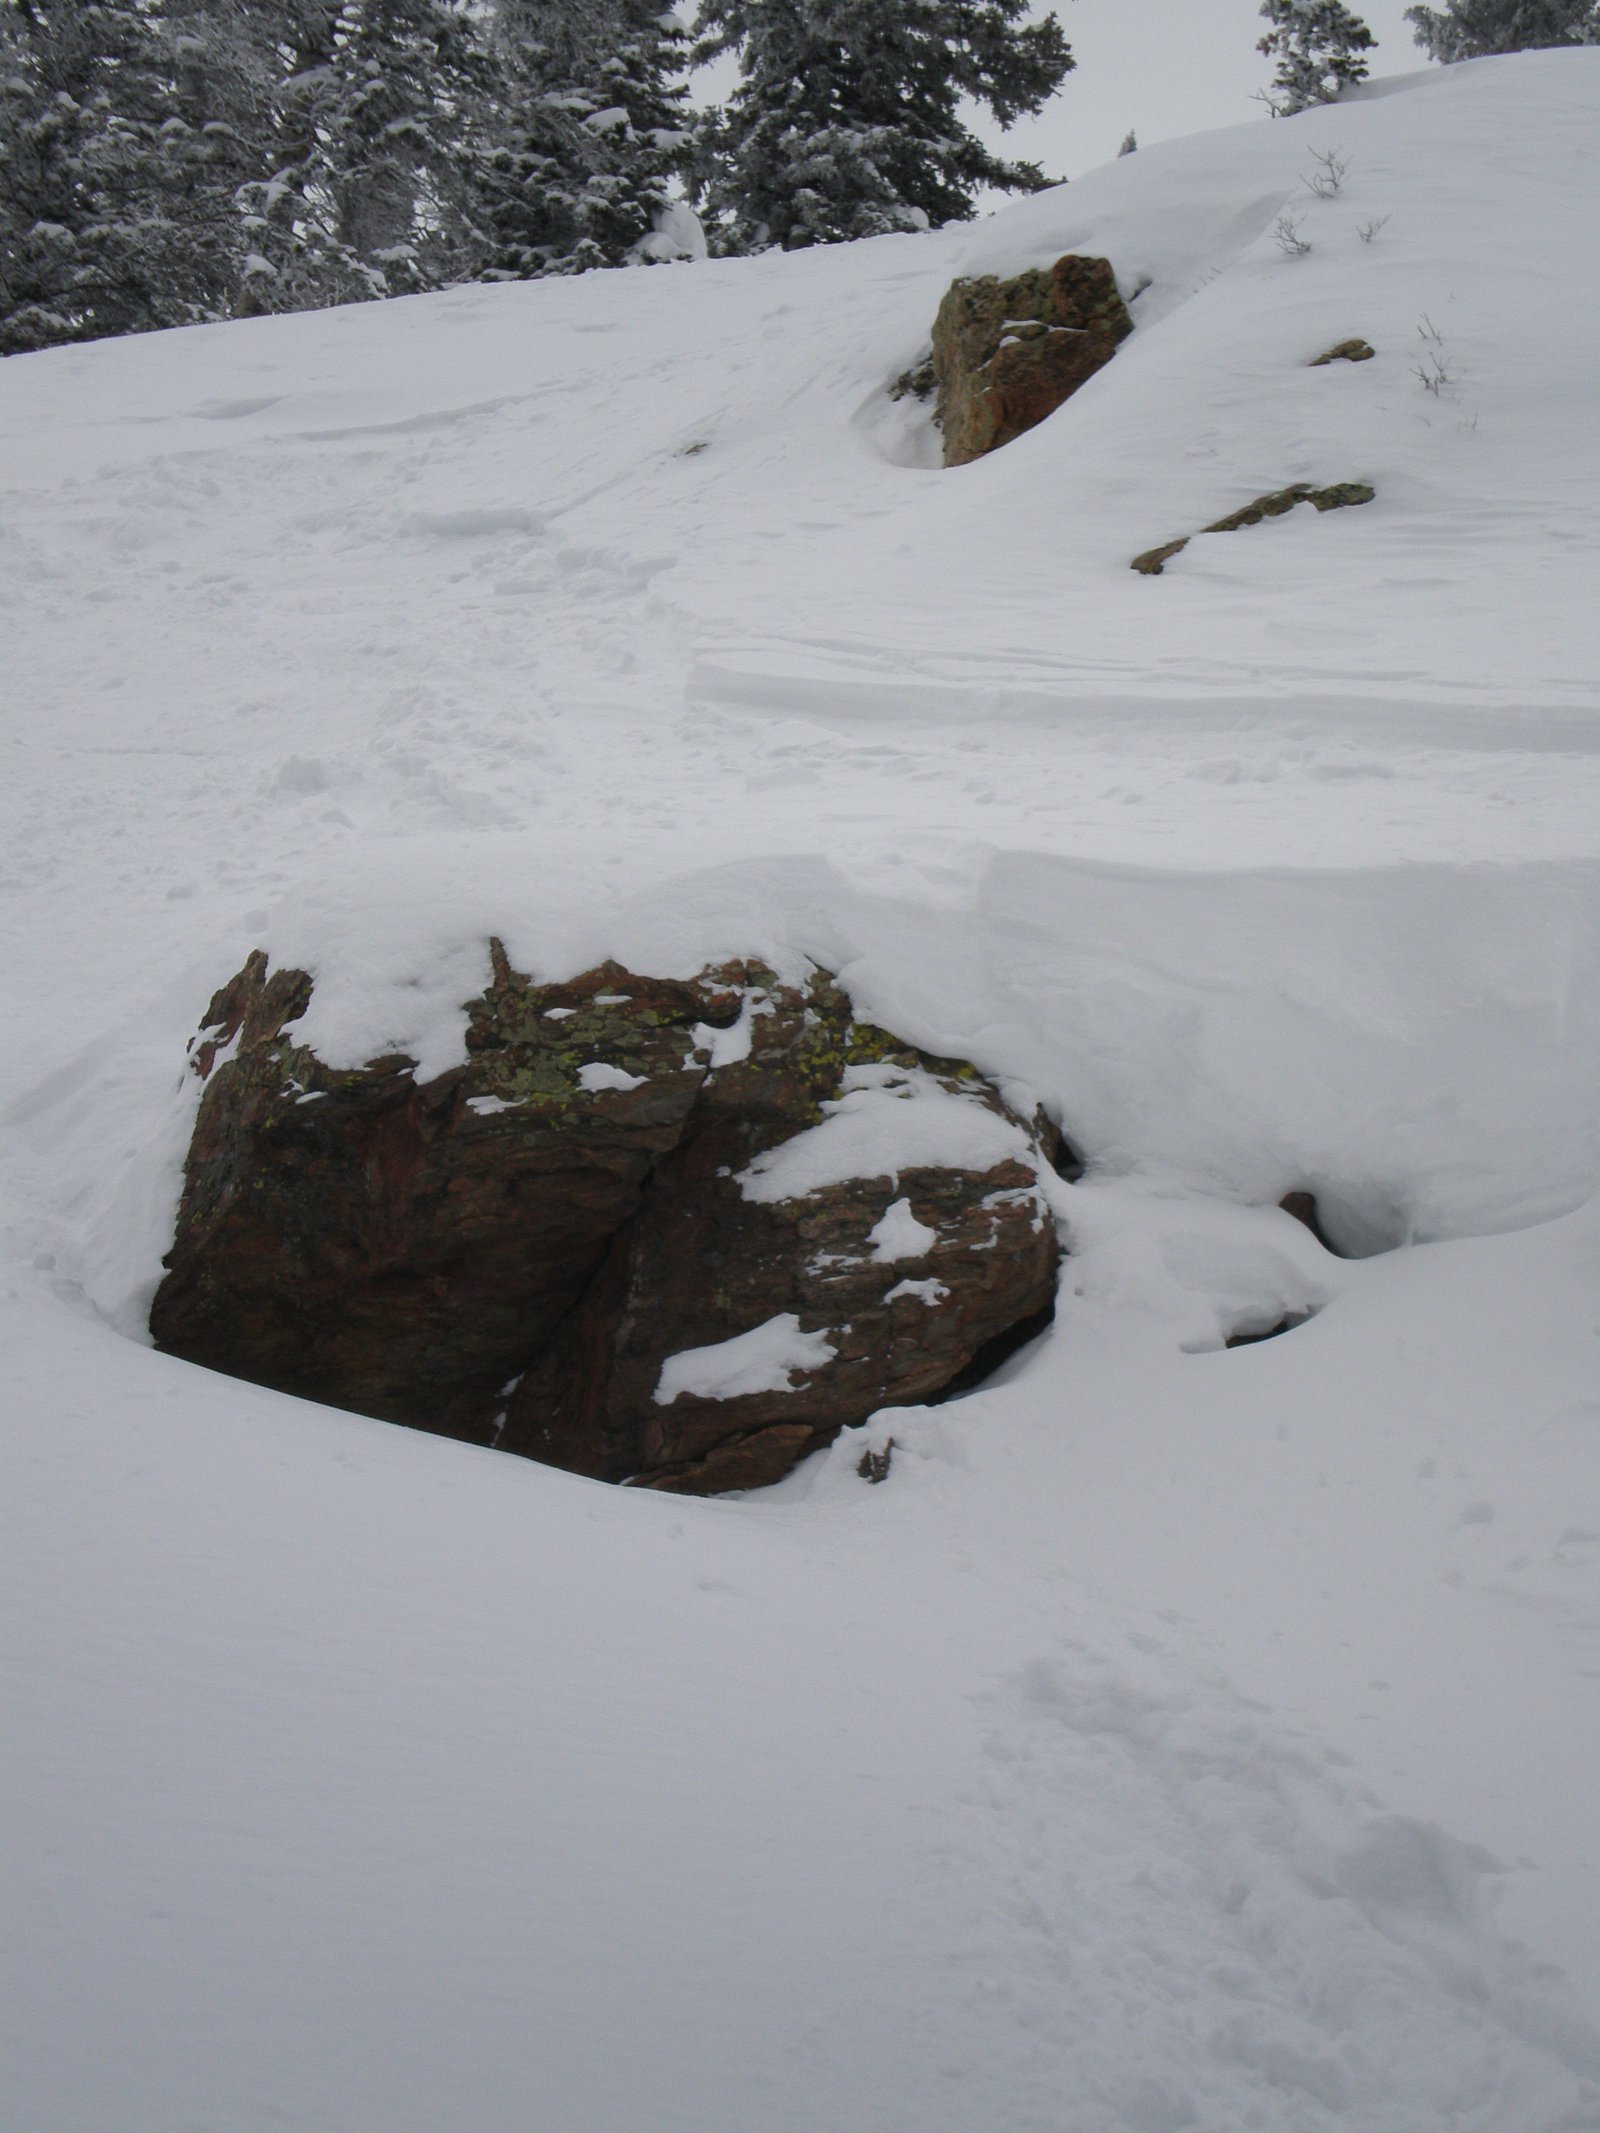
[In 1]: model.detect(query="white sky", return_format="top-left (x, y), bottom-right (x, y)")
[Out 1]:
top-left (995, 0), bottom-right (1425, 179)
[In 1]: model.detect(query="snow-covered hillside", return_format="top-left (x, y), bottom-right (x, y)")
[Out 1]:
top-left (4, 49), bottom-right (1598, 2133)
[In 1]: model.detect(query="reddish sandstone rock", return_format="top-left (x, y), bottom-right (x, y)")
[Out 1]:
top-left (932, 255), bottom-right (1134, 468)
top-left (151, 950), bottom-right (1061, 1491)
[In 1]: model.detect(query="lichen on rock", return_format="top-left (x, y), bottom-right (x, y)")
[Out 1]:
top-left (150, 946), bottom-right (1062, 1493)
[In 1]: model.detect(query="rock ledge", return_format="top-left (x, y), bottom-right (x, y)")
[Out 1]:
top-left (150, 948), bottom-right (1062, 1492)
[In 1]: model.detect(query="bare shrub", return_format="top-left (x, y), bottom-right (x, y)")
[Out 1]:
top-left (1411, 315), bottom-right (1454, 395)
top-left (1304, 147), bottom-right (1350, 198)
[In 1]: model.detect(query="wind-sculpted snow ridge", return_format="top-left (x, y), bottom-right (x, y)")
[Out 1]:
top-left (3, 48), bottom-right (1599, 2133)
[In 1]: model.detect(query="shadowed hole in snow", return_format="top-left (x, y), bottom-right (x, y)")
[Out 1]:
top-left (1224, 1308), bottom-right (1314, 1349)
top-left (1280, 1186), bottom-right (1412, 1260)
top-left (930, 1294), bottom-right (1057, 1401)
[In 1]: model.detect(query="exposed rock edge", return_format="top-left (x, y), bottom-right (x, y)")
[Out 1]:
top-left (1131, 482), bottom-right (1376, 574)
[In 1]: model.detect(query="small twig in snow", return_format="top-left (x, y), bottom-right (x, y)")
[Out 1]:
top-left (1410, 317), bottom-right (1454, 395)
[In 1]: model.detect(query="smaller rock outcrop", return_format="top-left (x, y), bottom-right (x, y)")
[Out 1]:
top-left (858, 1440), bottom-right (895, 1483)
top-left (1310, 338), bottom-right (1375, 366)
top-left (151, 947), bottom-right (1062, 1493)
top-left (932, 255), bottom-right (1134, 468)
top-left (1131, 481), bottom-right (1376, 574)
top-left (889, 357), bottom-right (936, 403)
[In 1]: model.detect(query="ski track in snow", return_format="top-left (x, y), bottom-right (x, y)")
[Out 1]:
top-left (3, 50), bottom-right (1599, 2133)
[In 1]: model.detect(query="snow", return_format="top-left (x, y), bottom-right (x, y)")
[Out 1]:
top-left (882, 1274), bottom-right (948, 1304)
top-left (738, 1063), bottom-right (1040, 1203)
top-left (693, 989), bottom-right (772, 1065)
top-left (634, 196), bottom-right (709, 263)
top-left (655, 1312), bottom-right (837, 1402)
top-left (576, 1060), bottom-right (649, 1093)
top-left (3, 50), bottom-right (1599, 2133)
top-left (867, 1194), bottom-right (940, 1260)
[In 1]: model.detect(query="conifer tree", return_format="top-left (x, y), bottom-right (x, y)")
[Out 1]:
top-left (234, 0), bottom-right (489, 314)
top-left (1404, 0), bottom-right (1597, 57)
top-left (692, 0), bottom-right (1073, 252)
top-left (1256, 0), bottom-right (1376, 114)
top-left (475, 0), bottom-right (694, 279)
top-left (1, 0), bottom-right (266, 351)
top-left (1, 0), bottom-right (702, 347)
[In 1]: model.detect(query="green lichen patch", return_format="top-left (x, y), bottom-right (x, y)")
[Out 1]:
top-left (461, 948), bottom-right (725, 1116)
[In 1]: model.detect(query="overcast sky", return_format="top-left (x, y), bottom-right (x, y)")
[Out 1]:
top-left (988, 0), bottom-right (1425, 180)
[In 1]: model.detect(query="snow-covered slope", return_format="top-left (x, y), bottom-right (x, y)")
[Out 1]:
top-left (3, 50), bottom-right (1598, 2133)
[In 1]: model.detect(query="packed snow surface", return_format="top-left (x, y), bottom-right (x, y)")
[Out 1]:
top-left (3, 50), bottom-right (1599, 2133)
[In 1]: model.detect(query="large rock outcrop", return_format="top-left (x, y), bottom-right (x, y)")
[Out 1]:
top-left (150, 948), bottom-right (1062, 1492)
top-left (932, 254), bottom-right (1134, 468)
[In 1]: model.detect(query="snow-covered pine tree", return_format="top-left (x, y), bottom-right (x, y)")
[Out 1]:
top-left (1118, 129), bottom-right (1137, 154)
top-left (692, 0), bottom-right (1073, 253)
top-left (234, 0), bottom-right (488, 314)
top-left (474, 0), bottom-right (694, 280)
top-left (1256, 0), bottom-right (1376, 114)
top-left (1404, 0), bottom-right (1597, 57)
top-left (0, 0), bottom-right (266, 352)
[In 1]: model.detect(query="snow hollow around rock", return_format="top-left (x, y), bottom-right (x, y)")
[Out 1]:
top-left (3, 49), bottom-right (1599, 2133)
